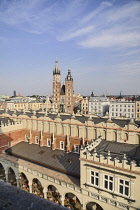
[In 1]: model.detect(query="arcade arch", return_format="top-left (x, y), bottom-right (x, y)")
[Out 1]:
top-left (32, 178), bottom-right (44, 198)
top-left (47, 185), bottom-right (61, 205)
top-left (0, 163), bottom-right (6, 181)
top-left (86, 202), bottom-right (103, 210)
top-left (7, 167), bottom-right (17, 186)
top-left (64, 192), bottom-right (82, 210)
top-left (19, 172), bottom-right (29, 192)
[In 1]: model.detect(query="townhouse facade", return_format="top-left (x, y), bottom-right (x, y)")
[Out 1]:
top-left (109, 101), bottom-right (135, 119)
top-left (89, 97), bottom-right (110, 117)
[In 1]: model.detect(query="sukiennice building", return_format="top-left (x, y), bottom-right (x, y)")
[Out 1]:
top-left (0, 108), bottom-right (140, 210)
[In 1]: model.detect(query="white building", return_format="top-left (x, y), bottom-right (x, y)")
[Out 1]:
top-left (89, 97), bottom-right (109, 117)
top-left (109, 101), bottom-right (135, 119)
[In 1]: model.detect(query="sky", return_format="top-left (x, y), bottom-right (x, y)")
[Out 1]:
top-left (0, 0), bottom-right (140, 96)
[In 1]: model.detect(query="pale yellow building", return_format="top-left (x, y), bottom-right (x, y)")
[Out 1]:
top-left (0, 109), bottom-right (140, 209)
top-left (135, 96), bottom-right (140, 120)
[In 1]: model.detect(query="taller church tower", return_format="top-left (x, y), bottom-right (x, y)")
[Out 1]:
top-left (52, 60), bottom-right (61, 111)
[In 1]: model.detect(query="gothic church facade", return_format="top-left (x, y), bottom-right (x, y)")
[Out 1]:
top-left (52, 60), bottom-right (74, 114)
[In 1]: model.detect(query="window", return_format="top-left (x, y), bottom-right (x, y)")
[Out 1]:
top-left (74, 145), bottom-right (79, 153)
top-left (104, 175), bottom-right (114, 191)
top-left (60, 141), bottom-right (64, 150)
top-left (25, 135), bottom-right (29, 141)
top-left (91, 171), bottom-right (99, 186)
top-left (119, 179), bottom-right (130, 196)
top-left (35, 136), bottom-right (39, 144)
top-left (47, 139), bottom-right (51, 147)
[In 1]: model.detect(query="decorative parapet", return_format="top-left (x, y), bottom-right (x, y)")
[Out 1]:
top-left (0, 122), bottom-right (22, 133)
top-left (80, 141), bottom-right (140, 173)
top-left (81, 137), bottom-right (102, 152)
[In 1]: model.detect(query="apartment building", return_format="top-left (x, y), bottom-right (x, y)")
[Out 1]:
top-left (89, 97), bottom-right (109, 117)
top-left (109, 101), bottom-right (135, 119)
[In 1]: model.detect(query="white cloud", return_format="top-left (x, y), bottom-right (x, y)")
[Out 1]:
top-left (116, 62), bottom-right (140, 75)
top-left (59, 25), bottom-right (94, 41)
top-left (0, 0), bottom-right (140, 52)
top-left (79, 30), bottom-right (140, 48)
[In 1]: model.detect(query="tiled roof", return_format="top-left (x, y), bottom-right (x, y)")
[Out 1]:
top-left (95, 140), bottom-right (140, 162)
top-left (60, 85), bottom-right (65, 95)
top-left (0, 117), bottom-right (14, 126)
top-left (5, 142), bottom-right (80, 177)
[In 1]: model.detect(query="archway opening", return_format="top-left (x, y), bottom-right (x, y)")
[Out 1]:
top-left (47, 185), bottom-right (61, 205)
top-left (65, 193), bottom-right (82, 210)
top-left (0, 163), bottom-right (6, 181)
top-left (19, 172), bottom-right (29, 192)
top-left (8, 167), bottom-right (17, 186)
top-left (32, 178), bottom-right (44, 198)
top-left (86, 202), bottom-right (103, 210)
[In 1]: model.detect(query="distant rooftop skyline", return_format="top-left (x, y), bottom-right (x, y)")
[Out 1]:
top-left (0, 0), bottom-right (140, 96)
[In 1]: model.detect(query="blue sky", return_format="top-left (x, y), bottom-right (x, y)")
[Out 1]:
top-left (0, 0), bottom-right (140, 96)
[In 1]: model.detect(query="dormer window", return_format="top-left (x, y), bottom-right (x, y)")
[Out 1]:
top-left (47, 139), bottom-right (51, 147)
top-left (35, 136), bottom-right (39, 144)
top-left (74, 145), bottom-right (79, 153)
top-left (60, 141), bottom-right (64, 150)
top-left (25, 135), bottom-right (29, 141)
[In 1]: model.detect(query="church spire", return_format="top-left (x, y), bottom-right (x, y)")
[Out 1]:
top-left (65, 69), bottom-right (73, 81)
top-left (53, 60), bottom-right (60, 75)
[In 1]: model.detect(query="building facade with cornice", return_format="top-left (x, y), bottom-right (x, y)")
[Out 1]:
top-left (0, 109), bottom-right (140, 210)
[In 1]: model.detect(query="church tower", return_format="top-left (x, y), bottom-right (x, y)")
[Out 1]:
top-left (65, 69), bottom-right (74, 114)
top-left (52, 60), bottom-right (61, 111)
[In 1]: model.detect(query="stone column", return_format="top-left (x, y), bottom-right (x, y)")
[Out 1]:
top-left (29, 181), bottom-right (32, 193)
top-left (5, 171), bottom-right (8, 183)
top-left (43, 187), bottom-right (47, 199)
top-left (16, 175), bottom-right (19, 187)
top-left (60, 194), bottom-right (64, 206)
